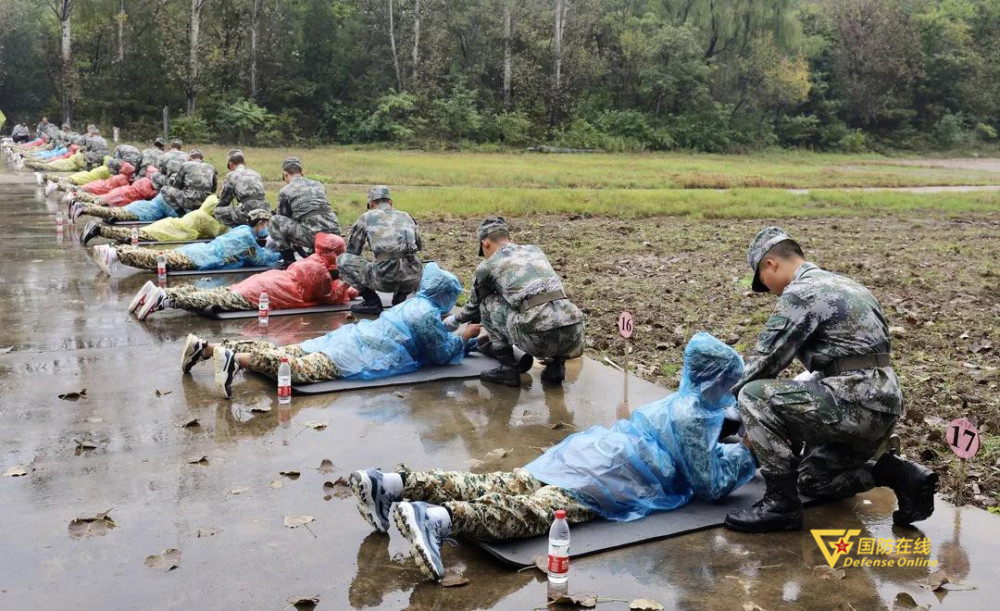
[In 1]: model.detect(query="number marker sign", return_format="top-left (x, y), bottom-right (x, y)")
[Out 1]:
top-left (617, 311), bottom-right (634, 339)
top-left (946, 418), bottom-right (981, 459)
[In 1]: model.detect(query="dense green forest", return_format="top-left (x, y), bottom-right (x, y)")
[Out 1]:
top-left (3, 0), bottom-right (1000, 152)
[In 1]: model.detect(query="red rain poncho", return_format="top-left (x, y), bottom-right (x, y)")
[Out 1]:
top-left (82, 162), bottom-right (135, 195)
top-left (229, 233), bottom-right (359, 309)
top-left (101, 167), bottom-right (159, 207)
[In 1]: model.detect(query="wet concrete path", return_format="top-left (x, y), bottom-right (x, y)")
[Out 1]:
top-left (1, 168), bottom-right (998, 610)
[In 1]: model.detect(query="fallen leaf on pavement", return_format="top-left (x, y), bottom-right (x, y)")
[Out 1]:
top-left (318, 459), bottom-right (334, 474)
top-left (302, 421), bottom-right (328, 430)
top-left (323, 477), bottom-right (351, 499)
top-left (155, 389), bottom-right (173, 397)
top-left (280, 470), bottom-right (301, 480)
top-left (3, 465), bottom-right (28, 477)
top-left (283, 515), bottom-right (314, 528)
top-left (630, 599), bottom-right (664, 611)
top-left (197, 527), bottom-right (219, 538)
top-left (68, 510), bottom-right (116, 538)
top-left (812, 565), bottom-right (846, 580)
top-left (485, 448), bottom-right (511, 460)
top-left (187, 456), bottom-right (209, 466)
top-left (73, 439), bottom-right (98, 454)
top-left (892, 592), bottom-right (928, 611)
top-left (58, 389), bottom-right (87, 400)
top-left (181, 418), bottom-right (200, 428)
top-left (287, 595), bottom-right (320, 610)
top-left (919, 569), bottom-right (949, 591)
top-left (441, 568), bottom-right (469, 587)
top-left (270, 479), bottom-right (283, 489)
top-left (144, 548), bottom-right (182, 572)
top-left (229, 487), bottom-right (250, 496)
top-left (394, 391), bottom-right (405, 398)
top-left (0, 346), bottom-right (13, 354)
top-left (547, 593), bottom-right (597, 608)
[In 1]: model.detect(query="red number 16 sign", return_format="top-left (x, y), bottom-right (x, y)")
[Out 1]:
top-left (946, 417), bottom-right (981, 459)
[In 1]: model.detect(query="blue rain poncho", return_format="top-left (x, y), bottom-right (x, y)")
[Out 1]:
top-left (122, 194), bottom-right (179, 222)
top-left (299, 262), bottom-right (464, 381)
top-left (525, 332), bottom-right (756, 522)
top-left (175, 225), bottom-right (281, 271)
top-left (34, 146), bottom-right (69, 160)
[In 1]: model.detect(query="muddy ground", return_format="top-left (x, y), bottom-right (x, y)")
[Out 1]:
top-left (423, 214), bottom-right (1000, 509)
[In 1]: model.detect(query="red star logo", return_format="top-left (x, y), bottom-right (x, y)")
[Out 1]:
top-left (834, 538), bottom-right (850, 554)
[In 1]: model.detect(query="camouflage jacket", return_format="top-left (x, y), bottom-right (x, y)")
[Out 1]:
top-left (218, 164), bottom-right (267, 208)
top-left (277, 177), bottom-right (337, 225)
top-left (159, 150), bottom-right (189, 180)
top-left (346, 203), bottom-right (421, 258)
top-left (733, 262), bottom-right (902, 415)
top-left (455, 243), bottom-right (584, 333)
top-left (139, 147), bottom-right (163, 174)
top-left (114, 145), bottom-right (143, 170)
top-left (170, 160), bottom-right (218, 210)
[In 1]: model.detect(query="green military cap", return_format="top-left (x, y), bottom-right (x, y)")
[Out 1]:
top-left (153, 137), bottom-right (165, 147)
top-left (188, 149), bottom-right (204, 159)
top-left (477, 216), bottom-right (509, 256)
top-left (282, 156), bottom-right (303, 173)
top-left (367, 185), bottom-right (391, 202)
top-left (170, 139), bottom-right (183, 148)
top-left (248, 208), bottom-right (272, 223)
top-left (747, 226), bottom-right (792, 293)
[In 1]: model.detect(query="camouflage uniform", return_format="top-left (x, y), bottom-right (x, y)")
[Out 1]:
top-left (400, 467), bottom-right (593, 540)
top-left (219, 338), bottom-right (340, 383)
top-left (160, 159), bottom-right (218, 214)
top-left (84, 134), bottom-right (110, 169)
top-left (138, 147), bottom-right (163, 175)
top-left (96, 225), bottom-right (156, 244)
top-left (164, 285), bottom-right (254, 312)
top-left (213, 164), bottom-right (269, 227)
top-left (268, 176), bottom-right (341, 253)
top-left (158, 150), bottom-right (189, 180)
top-left (454, 242), bottom-right (585, 359)
top-left (338, 202), bottom-right (422, 294)
top-left (734, 227), bottom-right (902, 499)
top-left (78, 203), bottom-right (138, 221)
top-left (113, 245), bottom-right (197, 271)
top-left (113, 145), bottom-right (143, 170)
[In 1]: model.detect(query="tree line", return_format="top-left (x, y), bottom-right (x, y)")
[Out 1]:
top-left (3, 0), bottom-right (1000, 152)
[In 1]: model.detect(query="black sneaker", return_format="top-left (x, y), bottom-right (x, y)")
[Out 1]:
top-left (213, 347), bottom-right (238, 399)
top-left (180, 333), bottom-right (209, 374)
top-left (81, 220), bottom-right (101, 246)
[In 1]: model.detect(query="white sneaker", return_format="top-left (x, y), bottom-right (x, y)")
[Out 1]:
top-left (92, 244), bottom-right (118, 276)
top-left (214, 348), bottom-right (239, 399)
top-left (136, 286), bottom-right (167, 321)
top-left (180, 334), bottom-right (209, 374)
top-left (34, 172), bottom-right (43, 186)
top-left (129, 280), bottom-right (157, 314)
top-left (45, 180), bottom-right (58, 195)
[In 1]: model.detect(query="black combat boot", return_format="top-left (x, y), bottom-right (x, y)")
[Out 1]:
top-left (477, 337), bottom-right (533, 372)
top-left (351, 288), bottom-right (384, 316)
top-left (480, 347), bottom-right (524, 387)
top-left (540, 357), bottom-right (566, 384)
top-left (391, 291), bottom-right (409, 305)
top-left (724, 471), bottom-right (803, 533)
top-left (872, 453), bottom-right (938, 525)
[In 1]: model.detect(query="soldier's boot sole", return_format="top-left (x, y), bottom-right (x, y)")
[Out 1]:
top-left (724, 506), bottom-right (803, 533)
top-left (480, 365), bottom-right (522, 388)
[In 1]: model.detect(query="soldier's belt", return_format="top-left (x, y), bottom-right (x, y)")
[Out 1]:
top-left (374, 251), bottom-right (416, 262)
top-left (822, 353), bottom-right (891, 377)
top-left (299, 209), bottom-right (331, 221)
top-left (518, 290), bottom-right (568, 313)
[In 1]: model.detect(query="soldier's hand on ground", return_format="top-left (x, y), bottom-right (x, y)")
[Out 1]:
top-left (442, 315), bottom-right (459, 331)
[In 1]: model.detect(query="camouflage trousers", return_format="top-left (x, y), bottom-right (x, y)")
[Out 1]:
top-left (74, 191), bottom-right (105, 205)
top-left (165, 286), bottom-right (253, 312)
top-left (401, 467), bottom-right (593, 540)
top-left (337, 253), bottom-right (422, 294)
top-left (219, 338), bottom-right (340, 383)
top-left (80, 203), bottom-right (138, 222)
top-left (480, 294), bottom-right (585, 360)
top-left (212, 200), bottom-right (270, 228)
top-left (97, 225), bottom-right (153, 244)
top-left (268, 213), bottom-right (341, 254)
top-left (738, 378), bottom-right (899, 499)
top-left (115, 245), bottom-right (196, 270)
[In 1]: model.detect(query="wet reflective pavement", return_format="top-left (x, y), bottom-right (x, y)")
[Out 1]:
top-left (1, 169), bottom-right (998, 610)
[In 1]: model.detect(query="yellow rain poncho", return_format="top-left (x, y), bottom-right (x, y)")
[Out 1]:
top-left (27, 152), bottom-right (86, 172)
top-left (141, 195), bottom-right (229, 242)
top-left (68, 156), bottom-right (114, 185)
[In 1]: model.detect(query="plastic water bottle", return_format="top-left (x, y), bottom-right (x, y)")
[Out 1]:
top-left (56, 211), bottom-right (64, 231)
top-left (547, 509), bottom-right (570, 585)
top-left (131, 227), bottom-right (139, 246)
top-left (258, 291), bottom-right (270, 327)
top-left (277, 357), bottom-right (291, 405)
top-left (156, 251), bottom-right (167, 287)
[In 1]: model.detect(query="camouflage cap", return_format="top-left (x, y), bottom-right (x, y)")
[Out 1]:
top-left (282, 156), bottom-right (303, 173)
top-left (747, 226), bottom-right (792, 293)
top-left (477, 216), bottom-right (509, 256)
top-left (367, 185), bottom-right (391, 202)
top-left (248, 208), bottom-right (273, 223)
top-left (153, 137), bottom-right (165, 147)
top-left (188, 149), bottom-right (204, 159)
top-left (170, 139), bottom-right (183, 149)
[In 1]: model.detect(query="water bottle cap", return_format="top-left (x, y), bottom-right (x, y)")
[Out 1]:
top-left (554, 510), bottom-right (566, 519)
top-left (280, 356), bottom-right (289, 363)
